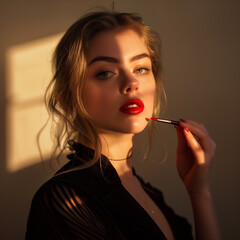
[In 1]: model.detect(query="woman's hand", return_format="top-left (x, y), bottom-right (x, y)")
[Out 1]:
top-left (175, 119), bottom-right (222, 240)
top-left (174, 119), bottom-right (216, 195)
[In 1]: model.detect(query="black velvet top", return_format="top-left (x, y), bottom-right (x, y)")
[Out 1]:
top-left (26, 143), bottom-right (193, 240)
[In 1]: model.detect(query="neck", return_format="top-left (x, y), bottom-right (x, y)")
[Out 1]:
top-left (100, 132), bottom-right (134, 178)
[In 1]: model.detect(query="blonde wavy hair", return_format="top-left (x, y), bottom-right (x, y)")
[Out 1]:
top-left (42, 11), bottom-right (166, 170)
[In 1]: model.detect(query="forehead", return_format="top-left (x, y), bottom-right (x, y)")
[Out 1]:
top-left (86, 27), bottom-right (149, 63)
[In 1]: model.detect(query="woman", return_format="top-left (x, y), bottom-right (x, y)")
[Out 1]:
top-left (26, 11), bottom-right (221, 240)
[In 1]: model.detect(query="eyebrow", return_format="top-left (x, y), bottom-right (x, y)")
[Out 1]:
top-left (88, 53), bottom-right (150, 65)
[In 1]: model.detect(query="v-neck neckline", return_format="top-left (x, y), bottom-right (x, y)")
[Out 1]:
top-left (65, 142), bottom-right (167, 238)
top-left (119, 175), bottom-right (168, 239)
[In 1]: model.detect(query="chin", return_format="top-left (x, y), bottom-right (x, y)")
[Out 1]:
top-left (97, 116), bottom-right (150, 134)
top-left (119, 118), bottom-right (148, 134)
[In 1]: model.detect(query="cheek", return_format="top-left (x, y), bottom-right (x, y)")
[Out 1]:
top-left (145, 79), bottom-right (156, 107)
top-left (84, 85), bottom-right (113, 116)
top-left (141, 81), bottom-right (156, 120)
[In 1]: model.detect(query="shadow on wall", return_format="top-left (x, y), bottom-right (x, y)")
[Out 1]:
top-left (1, 34), bottom-right (67, 240)
top-left (0, 2), bottom-right (113, 239)
top-left (0, 161), bottom-right (55, 240)
top-left (5, 34), bottom-right (62, 173)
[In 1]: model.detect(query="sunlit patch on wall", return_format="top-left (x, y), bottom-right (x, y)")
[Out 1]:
top-left (5, 33), bottom-right (63, 172)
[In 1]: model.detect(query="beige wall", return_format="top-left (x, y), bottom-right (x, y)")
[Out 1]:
top-left (0, 0), bottom-right (239, 239)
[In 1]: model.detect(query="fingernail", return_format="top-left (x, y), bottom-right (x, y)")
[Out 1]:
top-left (179, 118), bottom-right (186, 123)
top-left (185, 128), bottom-right (190, 132)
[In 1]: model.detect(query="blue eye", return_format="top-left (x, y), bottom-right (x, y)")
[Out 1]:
top-left (96, 71), bottom-right (113, 80)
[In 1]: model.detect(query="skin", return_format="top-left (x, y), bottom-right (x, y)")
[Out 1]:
top-left (84, 27), bottom-right (155, 163)
top-left (84, 27), bottom-right (222, 240)
top-left (84, 28), bottom-right (155, 134)
top-left (175, 121), bottom-right (222, 240)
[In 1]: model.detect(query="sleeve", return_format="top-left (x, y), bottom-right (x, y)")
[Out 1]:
top-left (25, 183), bottom-right (115, 240)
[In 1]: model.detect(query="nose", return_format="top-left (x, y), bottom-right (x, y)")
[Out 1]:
top-left (120, 72), bottom-right (139, 94)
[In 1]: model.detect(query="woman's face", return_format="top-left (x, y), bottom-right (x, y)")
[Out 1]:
top-left (83, 27), bottom-right (156, 134)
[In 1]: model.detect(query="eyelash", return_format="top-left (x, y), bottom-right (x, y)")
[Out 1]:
top-left (95, 67), bottom-right (150, 80)
top-left (96, 71), bottom-right (114, 80)
top-left (134, 67), bottom-right (150, 74)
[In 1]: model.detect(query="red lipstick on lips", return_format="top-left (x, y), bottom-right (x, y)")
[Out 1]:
top-left (119, 98), bottom-right (144, 115)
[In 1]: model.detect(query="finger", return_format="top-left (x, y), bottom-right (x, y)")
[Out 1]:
top-left (174, 126), bottom-right (188, 153)
top-left (179, 119), bottom-right (207, 136)
top-left (180, 119), bottom-right (203, 126)
top-left (179, 119), bottom-right (213, 152)
top-left (183, 128), bottom-right (206, 165)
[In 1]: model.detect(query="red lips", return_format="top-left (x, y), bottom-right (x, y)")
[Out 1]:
top-left (119, 98), bottom-right (144, 115)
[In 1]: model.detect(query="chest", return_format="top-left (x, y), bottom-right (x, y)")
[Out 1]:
top-left (121, 179), bottom-right (175, 240)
